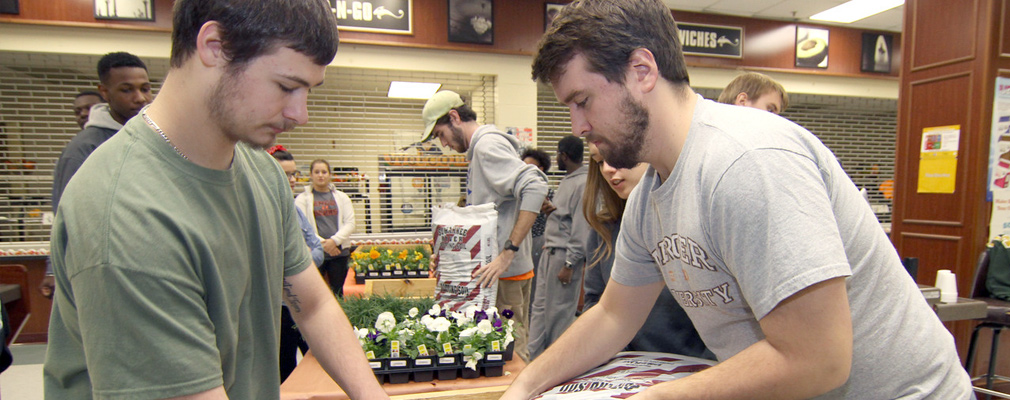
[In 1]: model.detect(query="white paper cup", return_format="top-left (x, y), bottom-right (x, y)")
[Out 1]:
top-left (935, 269), bottom-right (958, 303)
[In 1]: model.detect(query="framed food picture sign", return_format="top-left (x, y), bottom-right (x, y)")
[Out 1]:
top-left (94, 0), bottom-right (154, 21)
top-left (545, 3), bottom-right (564, 30)
top-left (448, 0), bottom-right (493, 44)
top-left (796, 26), bottom-right (829, 68)
top-left (861, 33), bottom-right (893, 73)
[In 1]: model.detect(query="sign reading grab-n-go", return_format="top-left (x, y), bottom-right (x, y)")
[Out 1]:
top-left (330, 0), bottom-right (412, 35)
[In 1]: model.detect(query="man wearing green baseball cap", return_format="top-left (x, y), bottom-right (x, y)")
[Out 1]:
top-left (421, 90), bottom-right (548, 362)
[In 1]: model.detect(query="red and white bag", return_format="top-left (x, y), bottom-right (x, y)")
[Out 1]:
top-left (532, 352), bottom-right (714, 399)
top-left (431, 203), bottom-right (498, 311)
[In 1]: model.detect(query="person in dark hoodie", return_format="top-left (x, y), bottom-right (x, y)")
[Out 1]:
top-left (52, 52), bottom-right (152, 211)
top-left (420, 90), bottom-right (549, 363)
top-left (40, 52), bottom-right (152, 299)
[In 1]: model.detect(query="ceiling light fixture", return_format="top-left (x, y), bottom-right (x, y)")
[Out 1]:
top-left (388, 81), bottom-right (442, 99)
top-left (810, 0), bottom-right (903, 24)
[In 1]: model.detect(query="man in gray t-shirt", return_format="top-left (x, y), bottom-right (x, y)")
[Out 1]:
top-left (503, 0), bottom-right (974, 399)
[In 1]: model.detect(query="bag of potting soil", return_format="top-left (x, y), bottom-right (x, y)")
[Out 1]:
top-left (532, 352), bottom-right (714, 399)
top-left (431, 203), bottom-right (498, 311)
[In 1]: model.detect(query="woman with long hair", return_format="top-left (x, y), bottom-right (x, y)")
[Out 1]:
top-left (295, 159), bottom-right (356, 297)
top-left (582, 144), bottom-right (713, 358)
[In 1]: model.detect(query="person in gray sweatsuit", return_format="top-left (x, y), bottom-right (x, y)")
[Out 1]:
top-left (420, 90), bottom-right (549, 363)
top-left (527, 135), bottom-right (591, 360)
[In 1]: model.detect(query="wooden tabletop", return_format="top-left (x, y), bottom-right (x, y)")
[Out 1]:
top-left (280, 352), bottom-right (525, 400)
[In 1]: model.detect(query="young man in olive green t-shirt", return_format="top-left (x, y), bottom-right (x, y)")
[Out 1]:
top-left (44, 1), bottom-right (388, 399)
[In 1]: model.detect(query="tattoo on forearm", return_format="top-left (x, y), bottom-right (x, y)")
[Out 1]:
top-left (283, 278), bottom-right (301, 313)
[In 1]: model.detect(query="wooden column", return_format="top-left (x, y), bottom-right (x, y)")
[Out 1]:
top-left (892, 0), bottom-right (1010, 375)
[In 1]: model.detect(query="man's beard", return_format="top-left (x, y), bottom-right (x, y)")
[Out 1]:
top-left (449, 124), bottom-right (467, 152)
top-left (207, 69), bottom-right (272, 150)
top-left (600, 93), bottom-right (650, 170)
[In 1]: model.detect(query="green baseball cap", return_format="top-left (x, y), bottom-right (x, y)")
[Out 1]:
top-left (421, 90), bottom-right (465, 143)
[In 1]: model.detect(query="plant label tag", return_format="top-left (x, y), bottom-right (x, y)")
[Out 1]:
top-left (442, 342), bottom-right (453, 354)
top-left (418, 344), bottom-right (429, 356)
top-left (463, 344), bottom-right (472, 352)
top-left (492, 340), bottom-right (501, 351)
top-left (365, 350), bottom-right (375, 360)
top-left (390, 340), bottom-right (400, 358)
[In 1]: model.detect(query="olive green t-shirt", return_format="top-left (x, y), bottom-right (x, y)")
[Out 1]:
top-left (45, 116), bottom-right (311, 399)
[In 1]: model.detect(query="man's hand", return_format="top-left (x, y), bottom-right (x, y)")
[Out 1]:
top-left (473, 250), bottom-right (514, 288)
top-left (39, 275), bottom-right (55, 299)
top-left (557, 265), bottom-right (573, 285)
top-left (540, 198), bottom-right (557, 216)
top-left (321, 238), bottom-right (341, 257)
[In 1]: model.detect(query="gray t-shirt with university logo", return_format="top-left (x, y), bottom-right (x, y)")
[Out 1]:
top-left (613, 96), bottom-right (972, 399)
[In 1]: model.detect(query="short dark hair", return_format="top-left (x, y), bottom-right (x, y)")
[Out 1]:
top-left (434, 104), bottom-right (478, 126)
top-left (271, 150), bottom-right (294, 161)
top-left (558, 135), bottom-right (584, 163)
top-left (170, 0), bottom-right (339, 71)
top-left (521, 147), bottom-right (551, 174)
top-left (97, 52), bottom-right (148, 84)
top-left (532, 0), bottom-right (689, 87)
top-left (76, 90), bottom-right (105, 101)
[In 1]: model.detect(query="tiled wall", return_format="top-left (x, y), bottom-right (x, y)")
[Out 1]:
top-left (536, 85), bottom-right (897, 224)
top-left (0, 51), bottom-right (495, 242)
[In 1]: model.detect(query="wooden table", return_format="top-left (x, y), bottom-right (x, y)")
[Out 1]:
top-left (932, 297), bottom-right (988, 322)
top-left (280, 352), bottom-right (524, 400)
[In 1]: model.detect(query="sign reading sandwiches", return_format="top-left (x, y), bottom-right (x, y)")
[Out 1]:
top-left (676, 22), bottom-right (743, 58)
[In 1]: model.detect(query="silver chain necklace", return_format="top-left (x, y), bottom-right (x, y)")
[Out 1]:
top-left (141, 108), bottom-right (188, 160)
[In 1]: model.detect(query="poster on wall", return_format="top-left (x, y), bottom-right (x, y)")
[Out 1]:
top-left (987, 77), bottom-right (1010, 199)
top-left (860, 33), bottom-right (893, 73)
top-left (448, 0), bottom-right (493, 44)
top-left (94, 0), bottom-right (153, 21)
top-left (330, 0), bottom-right (412, 35)
top-left (917, 125), bottom-right (960, 194)
top-left (796, 27), bottom-right (829, 68)
top-left (545, 3), bottom-right (564, 31)
top-left (989, 191), bottom-right (1010, 241)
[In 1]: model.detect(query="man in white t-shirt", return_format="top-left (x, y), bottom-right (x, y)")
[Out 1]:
top-left (502, 0), bottom-right (974, 399)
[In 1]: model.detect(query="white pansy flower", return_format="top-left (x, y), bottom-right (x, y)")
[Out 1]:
top-left (375, 311), bottom-right (396, 334)
top-left (430, 317), bottom-right (451, 332)
top-left (429, 303), bottom-right (441, 316)
top-left (408, 307), bottom-right (419, 318)
top-left (354, 327), bottom-right (369, 339)
top-left (476, 319), bottom-right (494, 335)
top-left (459, 326), bottom-right (478, 338)
top-left (504, 331), bottom-right (514, 347)
top-left (463, 305), bottom-right (479, 319)
top-left (486, 306), bottom-right (498, 317)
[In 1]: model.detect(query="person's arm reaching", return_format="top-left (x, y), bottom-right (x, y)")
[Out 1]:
top-left (283, 266), bottom-right (389, 400)
top-left (474, 209), bottom-right (538, 287)
top-left (501, 279), bottom-right (663, 399)
top-left (470, 136), bottom-right (548, 287)
top-left (629, 277), bottom-right (852, 400)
